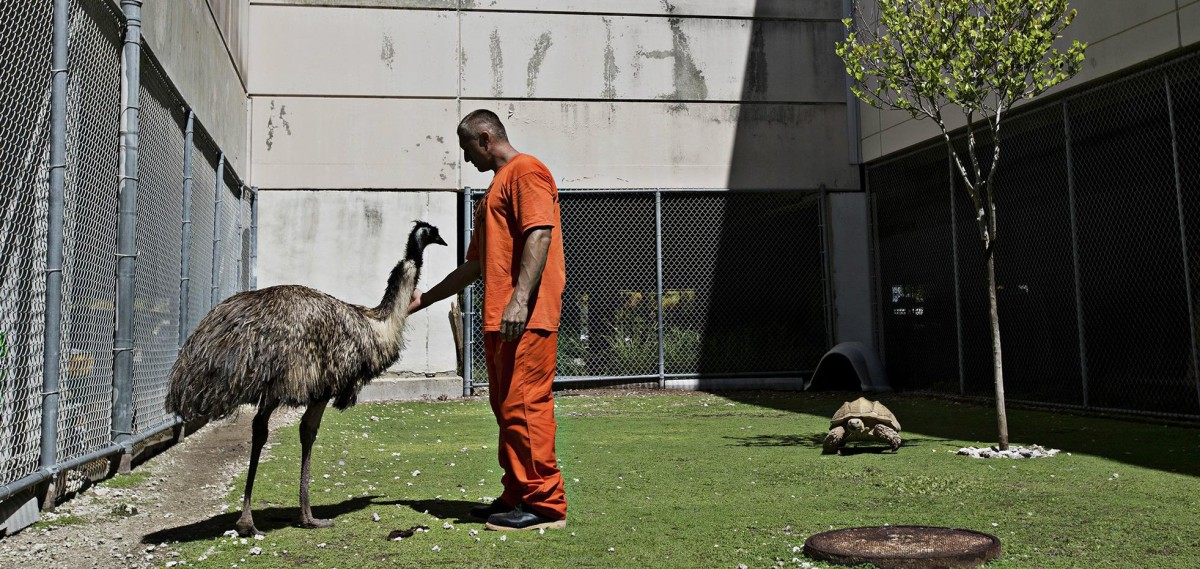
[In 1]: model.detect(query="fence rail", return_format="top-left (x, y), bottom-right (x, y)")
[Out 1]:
top-left (0, 0), bottom-right (255, 516)
top-left (461, 187), bottom-right (831, 393)
top-left (868, 47), bottom-right (1200, 420)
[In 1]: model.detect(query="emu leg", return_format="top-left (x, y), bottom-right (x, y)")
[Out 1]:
top-left (873, 425), bottom-right (902, 452)
top-left (298, 398), bottom-right (333, 529)
top-left (822, 426), bottom-right (846, 454)
top-left (235, 402), bottom-right (278, 537)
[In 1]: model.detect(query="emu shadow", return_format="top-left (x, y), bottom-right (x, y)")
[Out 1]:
top-left (141, 495), bottom-right (394, 544)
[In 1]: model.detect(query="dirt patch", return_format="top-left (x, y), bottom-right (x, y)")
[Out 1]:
top-left (0, 408), bottom-right (300, 569)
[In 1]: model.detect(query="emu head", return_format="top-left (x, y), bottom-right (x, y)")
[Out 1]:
top-left (407, 221), bottom-right (447, 261)
top-left (413, 221), bottom-right (447, 247)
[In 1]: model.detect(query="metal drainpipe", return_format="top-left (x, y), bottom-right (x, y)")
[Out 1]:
top-left (39, 0), bottom-right (71, 509)
top-left (112, 0), bottom-right (143, 475)
top-left (249, 186), bottom-right (258, 291)
top-left (179, 111), bottom-right (194, 347)
top-left (236, 184), bottom-right (245, 291)
top-left (211, 153), bottom-right (225, 308)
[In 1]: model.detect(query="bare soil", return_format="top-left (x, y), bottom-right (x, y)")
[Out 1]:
top-left (0, 409), bottom-right (300, 569)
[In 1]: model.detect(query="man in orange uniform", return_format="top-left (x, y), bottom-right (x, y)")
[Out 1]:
top-left (409, 109), bottom-right (568, 531)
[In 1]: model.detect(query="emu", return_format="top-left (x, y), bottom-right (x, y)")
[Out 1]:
top-left (165, 220), bottom-right (446, 536)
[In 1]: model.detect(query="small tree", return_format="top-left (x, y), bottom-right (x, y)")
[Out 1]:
top-left (837, 0), bottom-right (1085, 450)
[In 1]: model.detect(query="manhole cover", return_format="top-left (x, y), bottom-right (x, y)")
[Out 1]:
top-left (803, 526), bottom-right (1001, 569)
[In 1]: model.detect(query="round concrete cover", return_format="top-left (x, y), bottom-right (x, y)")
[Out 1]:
top-left (803, 526), bottom-right (1001, 569)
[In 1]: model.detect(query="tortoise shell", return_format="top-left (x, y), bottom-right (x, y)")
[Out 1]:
top-left (830, 397), bottom-right (900, 431)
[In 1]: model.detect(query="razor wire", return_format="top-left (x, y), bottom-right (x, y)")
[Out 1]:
top-left (463, 188), bottom-right (830, 389)
top-left (868, 49), bottom-right (1200, 419)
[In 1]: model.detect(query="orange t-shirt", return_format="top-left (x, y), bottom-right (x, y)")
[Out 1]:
top-left (465, 154), bottom-right (566, 332)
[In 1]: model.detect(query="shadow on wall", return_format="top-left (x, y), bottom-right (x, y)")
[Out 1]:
top-left (689, 1), bottom-right (850, 389)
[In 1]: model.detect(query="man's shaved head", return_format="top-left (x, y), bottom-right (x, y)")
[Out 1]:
top-left (458, 109), bottom-right (508, 141)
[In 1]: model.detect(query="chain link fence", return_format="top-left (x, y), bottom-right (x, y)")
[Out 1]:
top-left (869, 48), bottom-right (1200, 420)
top-left (461, 188), bottom-right (830, 391)
top-left (1, 0), bottom-right (256, 509)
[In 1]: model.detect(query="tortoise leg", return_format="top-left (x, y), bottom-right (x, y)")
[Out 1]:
top-left (822, 426), bottom-right (846, 454)
top-left (873, 425), bottom-right (902, 452)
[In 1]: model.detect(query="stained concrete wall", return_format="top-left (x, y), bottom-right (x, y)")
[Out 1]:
top-left (248, 0), bottom-right (863, 374)
top-left (139, 0), bottom-right (250, 175)
top-left (859, 0), bottom-right (1200, 162)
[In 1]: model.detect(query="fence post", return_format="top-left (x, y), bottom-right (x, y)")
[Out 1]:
top-left (1165, 75), bottom-right (1200, 413)
top-left (211, 154), bottom-right (225, 308)
top-left (818, 186), bottom-right (834, 349)
top-left (462, 187), bottom-right (474, 396)
top-left (950, 152), bottom-right (964, 395)
top-left (1063, 100), bottom-right (1089, 408)
top-left (179, 111), bottom-right (194, 347)
top-left (112, 0), bottom-right (144, 475)
top-left (655, 189), bottom-right (665, 388)
top-left (39, 0), bottom-right (71, 509)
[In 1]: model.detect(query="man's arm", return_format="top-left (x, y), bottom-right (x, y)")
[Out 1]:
top-left (500, 227), bottom-right (551, 341)
top-left (409, 259), bottom-right (481, 314)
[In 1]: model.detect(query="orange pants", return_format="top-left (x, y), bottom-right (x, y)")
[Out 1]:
top-left (484, 330), bottom-right (567, 520)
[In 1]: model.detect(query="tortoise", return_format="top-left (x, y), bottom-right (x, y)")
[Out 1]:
top-left (822, 397), bottom-right (902, 454)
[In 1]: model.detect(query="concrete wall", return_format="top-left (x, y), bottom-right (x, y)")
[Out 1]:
top-left (248, 0), bottom-right (863, 374)
top-left (858, 0), bottom-right (1200, 162)
top-left (139, 0), bottom-right (250, 175)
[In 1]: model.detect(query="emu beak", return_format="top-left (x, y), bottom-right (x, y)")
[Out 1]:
top-left (433, 235), bottom-right (447, 246)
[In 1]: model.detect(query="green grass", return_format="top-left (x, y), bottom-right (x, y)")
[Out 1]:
top-left (102, 470), bottom-right (152, 489)
top-left (150, 391), bottom-right (1200, 568)
top-left (31, 513), bottom-right (88, 530)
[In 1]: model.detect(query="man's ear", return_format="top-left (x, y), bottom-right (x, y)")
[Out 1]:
top-left (478, 130), bottom-right (491, 150)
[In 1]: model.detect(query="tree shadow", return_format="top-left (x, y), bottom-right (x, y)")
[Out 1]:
top-left (725, 432), bottom-right (826, 448)
top-left (710, 390), bottom-right (1200, 477)
top-left (141, 495), bottom-right (398, 544)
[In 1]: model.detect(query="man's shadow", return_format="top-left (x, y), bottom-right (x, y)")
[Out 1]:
top-left (391, 498), bottom-right (483, 525)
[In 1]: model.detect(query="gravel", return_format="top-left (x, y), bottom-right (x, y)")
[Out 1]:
top-left (956, 444), bottom-right (1061, 459)
top-left (0, 408), bottom-right (300, 569)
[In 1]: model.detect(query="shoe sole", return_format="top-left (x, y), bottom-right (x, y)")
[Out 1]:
top-left (485, 519), bottom-right (567, 532)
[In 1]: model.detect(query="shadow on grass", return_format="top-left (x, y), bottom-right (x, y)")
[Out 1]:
top-left (391, 498), bottom-right (484, 525)
top-left (710, 390), bottom-right (1200, 477)
top-left (141, 495), bottom-right (399, 544)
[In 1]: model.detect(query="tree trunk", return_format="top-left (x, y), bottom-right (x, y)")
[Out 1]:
top-left (986, 247), bottom-right (1009, 450)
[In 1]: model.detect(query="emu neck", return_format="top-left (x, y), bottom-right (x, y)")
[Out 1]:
top-left (374, 233), bottom-right (425, 318)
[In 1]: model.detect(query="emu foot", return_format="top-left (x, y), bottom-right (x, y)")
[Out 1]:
top-left (301, 517), bottom-right (333, 529)
top-left (235, 519), bottom-right (263, 537)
